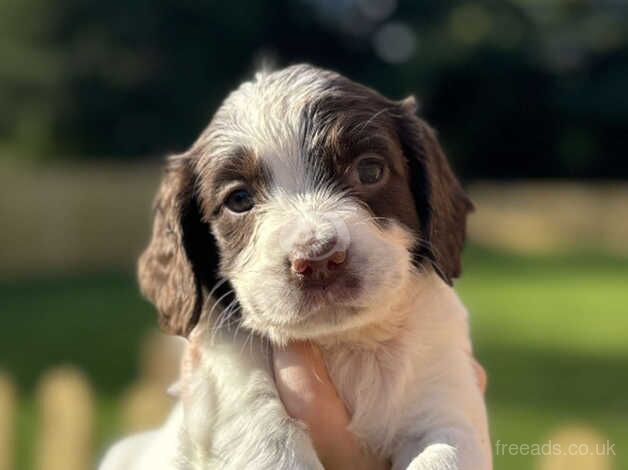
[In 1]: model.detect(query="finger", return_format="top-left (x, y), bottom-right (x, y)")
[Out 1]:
top-left (272, 341), bottom-right (346, 422)
top-left (273, 342), bottom-right (387, 470)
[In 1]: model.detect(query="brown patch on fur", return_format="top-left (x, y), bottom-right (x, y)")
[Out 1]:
top-left (299, 78), bottom-right (421, 241)
top-left (193, 146), bottom-right (272, 279)
top-left (137, 156), bottom-right (219, 336)
top-left (298, 76), bottom-right (471, 283)
top-left (395, 98), bottom-right (474, 283)
top-left (138, 138), bottom-right (274, 336)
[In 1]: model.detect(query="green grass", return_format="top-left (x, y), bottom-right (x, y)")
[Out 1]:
top-left (459, 247), bottom-right (628, 469)
top-left (1, 246), bottom-right (627, 469)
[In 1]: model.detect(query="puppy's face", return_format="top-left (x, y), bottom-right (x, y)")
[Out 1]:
top-left (138, 65), bottom-right (472, 341)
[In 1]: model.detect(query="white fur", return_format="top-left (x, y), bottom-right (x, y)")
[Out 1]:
top-left (100, 327), bottom-right (323, 470)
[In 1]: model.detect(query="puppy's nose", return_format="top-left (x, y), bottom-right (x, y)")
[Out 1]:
top-left (290, 250), bottom-right (347, 280)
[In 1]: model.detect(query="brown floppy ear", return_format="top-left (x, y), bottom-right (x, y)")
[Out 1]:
top-left (138, 155), bottom-right (220, 336)
top-left (395, 96), bottom-right (474, 284)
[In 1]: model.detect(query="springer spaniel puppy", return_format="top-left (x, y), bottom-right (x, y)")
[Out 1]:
top-left (100, 64), bottom-right (491, 470)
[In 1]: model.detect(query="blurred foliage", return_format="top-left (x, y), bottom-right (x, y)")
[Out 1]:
top-left (0, 0), bottom-right (627, 178)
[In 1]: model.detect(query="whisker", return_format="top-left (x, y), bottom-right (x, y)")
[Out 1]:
top-left (206, 290), bottom-right (237, 343)
top-left (207, 277), bottom-right (230, 299)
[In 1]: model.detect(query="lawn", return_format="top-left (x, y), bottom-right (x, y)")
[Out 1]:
top-left (1, 246), bottom-right (627, 469)
top-left (459, 248), bottom-right (628, 469)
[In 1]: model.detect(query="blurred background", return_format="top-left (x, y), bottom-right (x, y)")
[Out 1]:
top-left (1, 0), bottom-right (627, 469)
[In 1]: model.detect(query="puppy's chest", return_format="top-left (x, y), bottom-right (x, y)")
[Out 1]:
top-left (323, 340), bottom-right (416, 453)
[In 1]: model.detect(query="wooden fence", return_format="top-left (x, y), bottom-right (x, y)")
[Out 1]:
top-left (0, 331), bottom-right (183, 470)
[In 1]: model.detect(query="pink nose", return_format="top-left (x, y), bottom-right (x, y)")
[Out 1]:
top-left (290, 250), bottom-right (347, 279)
top-left (290, 251), bottom-right (347, 279)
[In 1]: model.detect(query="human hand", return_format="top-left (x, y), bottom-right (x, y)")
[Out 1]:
top-left (273, 341), bottom-right (487, 470)
top-left (273, 341), bottom-right (389, 470)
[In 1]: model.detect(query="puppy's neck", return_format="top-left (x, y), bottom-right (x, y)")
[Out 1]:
top-left (316, 270), bottom-right (432, 350)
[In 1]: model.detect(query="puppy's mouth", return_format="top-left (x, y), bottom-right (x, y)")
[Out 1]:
top-left (294, 272), bottom-right (362, 307)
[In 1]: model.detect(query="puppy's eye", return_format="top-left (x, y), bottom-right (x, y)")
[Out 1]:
top-left (225, 188), bottom-right (254, 213)
top-left (355, 155), bottom-right (386, 185)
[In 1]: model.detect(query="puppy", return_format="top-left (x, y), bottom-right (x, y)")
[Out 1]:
top-left (100, 64), bottom-right (491, 470)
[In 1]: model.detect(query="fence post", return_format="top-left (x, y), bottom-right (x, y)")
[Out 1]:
top-left (537, 425), bottom-right (613, 470)
top-left (35, 367), bottom-right (94, 470)
top-left (120, 330), bottom-right (184, 433)
top-left (0, 372), bottom-right (16, 470)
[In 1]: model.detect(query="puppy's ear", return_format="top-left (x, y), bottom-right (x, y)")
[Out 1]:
top-left (395, 96), bottom-right (474, 284)
top-left (138, 155), bottom-right (219, 336)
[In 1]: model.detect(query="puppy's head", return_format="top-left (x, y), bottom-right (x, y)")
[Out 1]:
top-left (138, 65), bottom-right (472, 342)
